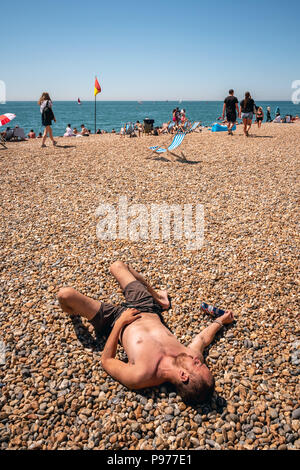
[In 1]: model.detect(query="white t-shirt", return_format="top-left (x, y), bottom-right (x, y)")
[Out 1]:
top-left (64, 126), bottom-right (74, 136)
top-left (40, 100), bottom-right (52, 113)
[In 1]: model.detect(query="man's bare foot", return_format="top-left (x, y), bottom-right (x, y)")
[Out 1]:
top-left (156, 290), bottom-right (170, 310)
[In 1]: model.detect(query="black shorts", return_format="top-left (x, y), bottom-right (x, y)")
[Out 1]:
top-left (42, 117), bottom-right (53, 126)
top-left (90, 280), bottom-right (165, 338)
top-left (226, 112), bottom-right (236, 123)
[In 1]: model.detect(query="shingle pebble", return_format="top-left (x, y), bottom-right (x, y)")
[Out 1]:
top-left (1, 125), bottom-right (299, 450)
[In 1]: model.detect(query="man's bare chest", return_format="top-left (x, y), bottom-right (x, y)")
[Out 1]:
top-left (121, 313), bottom-right (180, 363)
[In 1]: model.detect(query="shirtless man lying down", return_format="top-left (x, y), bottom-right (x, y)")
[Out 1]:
top-left (58, 261), bottom-right (234, 404)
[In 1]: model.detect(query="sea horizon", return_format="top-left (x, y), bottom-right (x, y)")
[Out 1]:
top-left (3, 99), bottom-right (295, 102)
top-left (1, 100), bottom-right (299, 136)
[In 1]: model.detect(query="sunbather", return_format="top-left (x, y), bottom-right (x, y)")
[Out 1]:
top-left (28, 129), bottom-right (36, 139)
top-left (64, 124), bottom-right (75, 137)
top-left (58, 261), bottom-right (234, 404)
top-left (159, 122), bottom-right (170, 134)
top-left (2, 127), bottom-right (14, 141)
top-left (80, 124), bottom-right (90, 136)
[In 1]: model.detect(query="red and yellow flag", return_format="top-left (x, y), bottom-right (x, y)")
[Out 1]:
top-left (94, 77), bottom-right (101, 96)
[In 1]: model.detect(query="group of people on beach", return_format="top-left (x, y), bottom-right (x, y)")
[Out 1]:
top-left (120, 120), bottom-right (172, 138)
top-left (64, 124), bottom-right (91, 137)
top-left (120, 114), bottom-right (191, 138)
top-left (222, 89), bottom-right (299, 137)
top-left (222, 89), bottom-right (262, 136)
top-left (1, 125), bottom-right (31, 142)
top-left (2, 91), bottom-right (299, 147)
top-left (27, 130), bottom-right (43, 139)
top-left (172, 108), bottom-right (187, 126)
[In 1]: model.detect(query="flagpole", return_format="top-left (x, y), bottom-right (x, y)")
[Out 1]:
top-left (94, 75), bottom-right (97, 134)
top-left (94, 76), bottom-right (101, 134)
top-left (94, 93), bottom-right (96, 134)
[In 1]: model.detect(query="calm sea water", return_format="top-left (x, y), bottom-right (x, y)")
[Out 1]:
top-left (1, 101), bottom-right (299, 136)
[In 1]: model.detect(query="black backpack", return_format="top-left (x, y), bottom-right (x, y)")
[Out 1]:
top-left (43, 101), bottom-right (54, 121)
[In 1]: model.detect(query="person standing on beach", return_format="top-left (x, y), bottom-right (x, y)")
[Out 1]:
top-left (222, 89), bottom-right (239, 135)
top-left (266, 106), bottom-right (272, 122)
top-left (239, 91), bottom-right (255, 137)
top-left (256, 107), bottom-right (264, 128)
top-left (175, 107), bottom-right (181, 126)
top-left (172, 109), bottom-right (177, 126)
top-left (38, 92), bottom-right (56, 148)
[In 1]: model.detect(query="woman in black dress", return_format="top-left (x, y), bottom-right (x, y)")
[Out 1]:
top-left (38, 92), bottom-right (57, 148)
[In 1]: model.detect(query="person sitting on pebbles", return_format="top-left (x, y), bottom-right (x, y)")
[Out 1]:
top-left (57, 261), bottom-right (234, 404)
top-left (80, 124), bottom-right (90, 136)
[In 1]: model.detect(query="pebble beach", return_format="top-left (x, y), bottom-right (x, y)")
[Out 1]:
top-left (0, 122), bottom-right (299, 451)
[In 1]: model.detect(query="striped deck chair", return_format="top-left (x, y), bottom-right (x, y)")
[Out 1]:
top-left (167, 122), bottom-right (175, 133)
top-left (0, 134), bottom-right (7, 148)
top-left (188, 121), bottom-right (201, 133)
top-left (148, 132), bottom-right (187, 161)
top-left (178, 120), bottom-right (191, 133)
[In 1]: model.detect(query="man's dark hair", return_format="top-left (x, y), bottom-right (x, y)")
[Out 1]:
top-left (229, 89), bottom-right (234, 94)
top-left (175, 372), bottom-right (215, 405)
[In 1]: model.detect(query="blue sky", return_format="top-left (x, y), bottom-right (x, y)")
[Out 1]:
top-left (2, 0), bottom-right (300, 101)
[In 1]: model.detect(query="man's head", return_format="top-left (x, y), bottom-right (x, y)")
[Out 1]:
top-left (229, 89), bottom-right (234, 95)
top-left (172, 353), bottom-right (215, 405)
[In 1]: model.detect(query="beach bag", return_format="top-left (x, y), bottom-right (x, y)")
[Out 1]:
top-left (42, 101), bottom-right (54, 122)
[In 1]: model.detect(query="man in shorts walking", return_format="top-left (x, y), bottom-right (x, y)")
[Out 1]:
top-left (57, 261), bottom-right (234, 404)
top-left (222, 89), bottom-right (239, 135)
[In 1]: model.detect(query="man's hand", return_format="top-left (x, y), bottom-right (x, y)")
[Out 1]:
top-left (219, 310), bottom-right (234, 325)
top-left (117, 308), bottom-right (141, 327)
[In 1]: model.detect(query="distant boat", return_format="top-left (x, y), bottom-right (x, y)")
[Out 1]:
top-left (138, 101), bottom-right (143, 104)
top-left (77, 98), bottom-right (81, 105)
top-left (179, 99), bottom-right (183, 103)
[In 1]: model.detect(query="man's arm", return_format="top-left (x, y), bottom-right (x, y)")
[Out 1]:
top-left (222, 103), bottom-right (226, 119)
top-left (101, 308), bottom-right (142, 389)
top-left (187, 311), bottom-right (234, 355)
